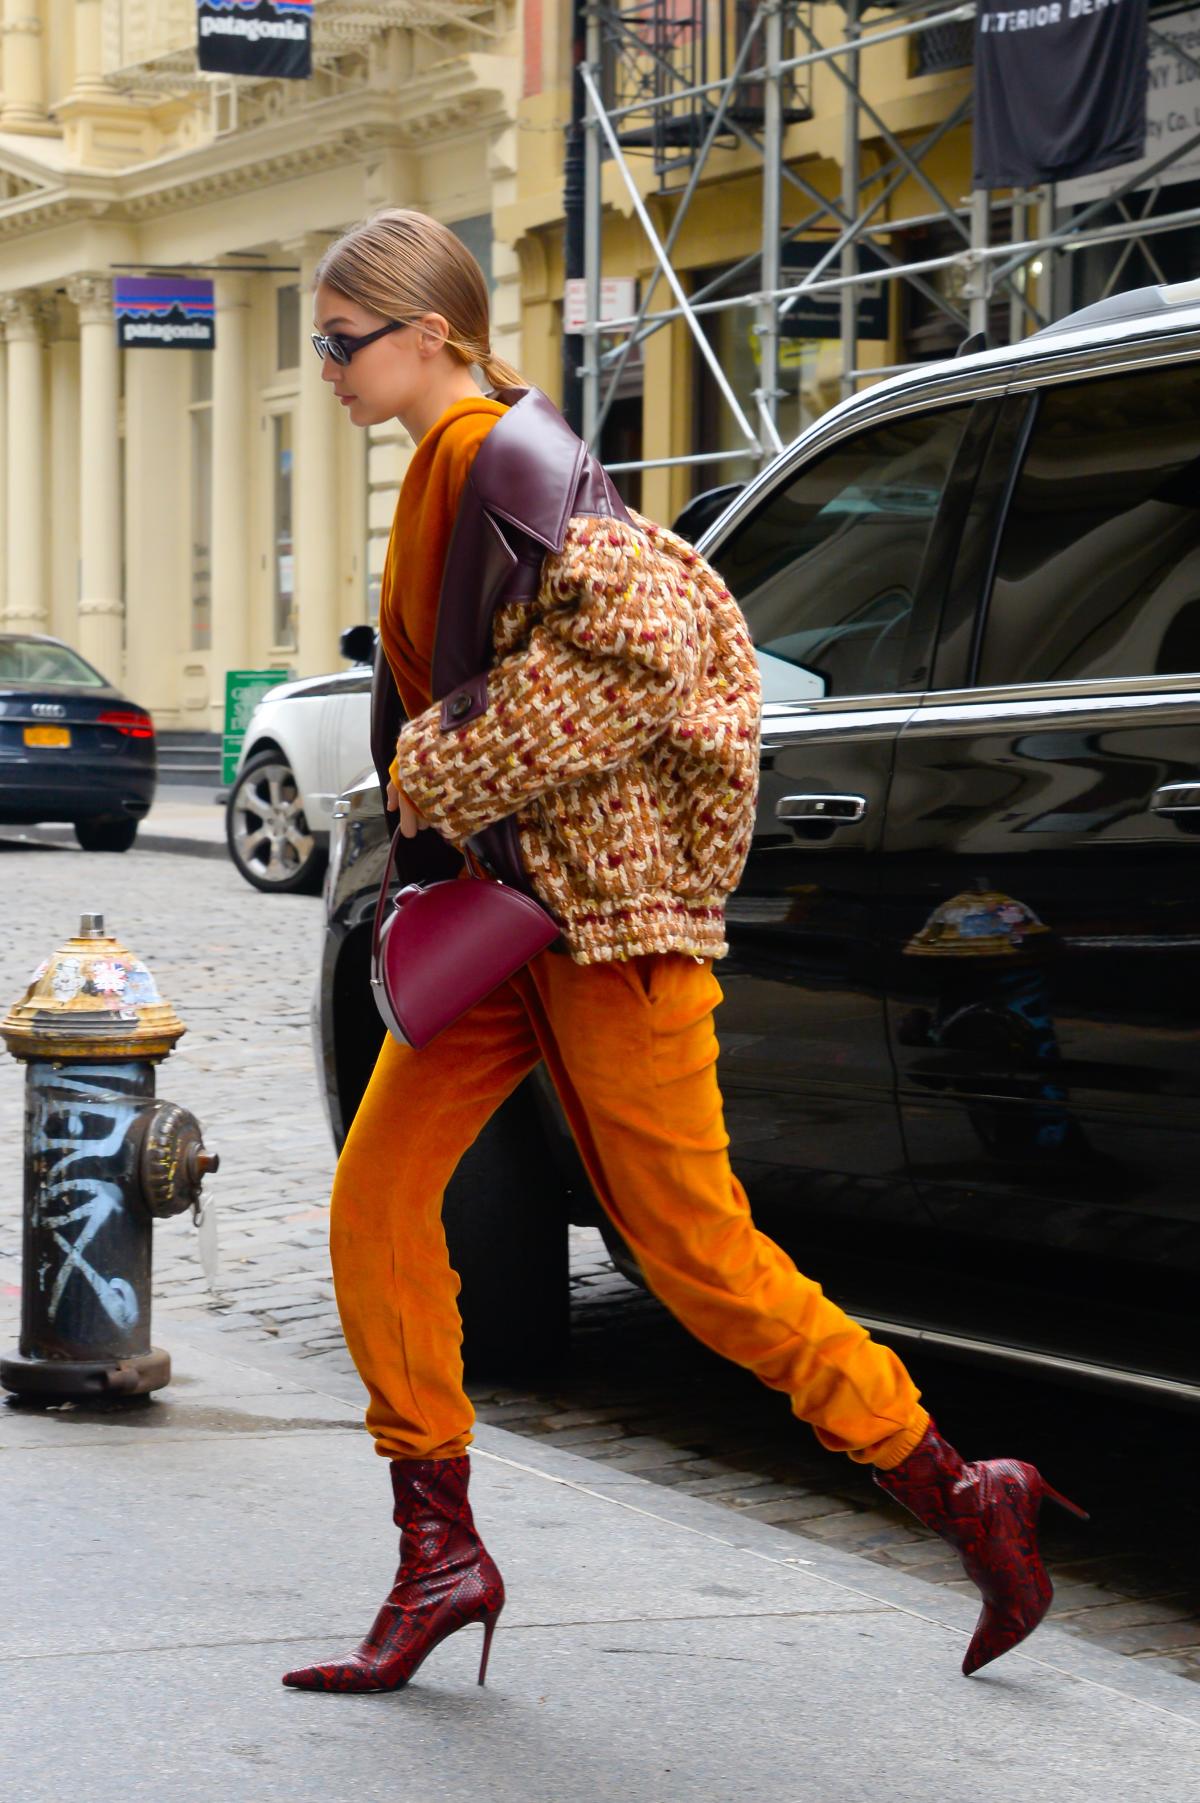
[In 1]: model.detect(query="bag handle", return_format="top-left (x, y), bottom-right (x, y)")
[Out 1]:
top-left (370, 823), bottom-right (405, 984)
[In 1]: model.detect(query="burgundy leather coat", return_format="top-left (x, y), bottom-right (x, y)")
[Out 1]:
top-left (369, 386), bottom-right (631, 890)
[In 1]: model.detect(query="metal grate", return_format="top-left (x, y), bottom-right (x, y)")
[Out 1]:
top-left (914, 19), bottom-right (974, 73)
top-left (601, 0), bottom-right (812, 185)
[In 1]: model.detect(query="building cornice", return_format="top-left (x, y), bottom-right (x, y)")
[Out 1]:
top-left (0, 56), bottom-right (512, 241)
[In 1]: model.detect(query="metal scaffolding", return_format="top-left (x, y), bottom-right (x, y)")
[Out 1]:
top-left (573, 0), bottom-right (1200, 479)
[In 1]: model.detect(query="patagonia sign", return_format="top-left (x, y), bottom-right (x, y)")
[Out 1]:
top-left (196, 0), bottom-right (313, 81)
top-left (114, 278), bottom-right (215, 350)
top-left (974, 0), bottom-right (1148, 188)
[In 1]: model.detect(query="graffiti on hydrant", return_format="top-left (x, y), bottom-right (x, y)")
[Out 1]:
top-left (32, 1066), bottom-right (142, 1332)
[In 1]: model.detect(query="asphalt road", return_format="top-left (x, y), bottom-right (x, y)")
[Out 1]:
top-left (1, 834), bottom-right (1196, 1686)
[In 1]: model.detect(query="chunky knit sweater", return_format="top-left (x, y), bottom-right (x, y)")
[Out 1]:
top-left (392, 500), bottom-right (762, 966)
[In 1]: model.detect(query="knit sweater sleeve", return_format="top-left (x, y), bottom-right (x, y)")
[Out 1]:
top-left (391, 513), bottom-right (705, 843)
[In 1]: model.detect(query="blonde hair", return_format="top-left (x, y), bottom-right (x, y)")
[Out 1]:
top-left (315, 208), bottom-right (524, 393)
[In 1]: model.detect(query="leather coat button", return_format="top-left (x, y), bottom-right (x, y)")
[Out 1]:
top-left (449, 692), bottom-right (471, 720)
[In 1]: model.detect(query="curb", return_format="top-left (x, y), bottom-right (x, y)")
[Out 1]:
top-left (10, 827), bottom-right (228, 862)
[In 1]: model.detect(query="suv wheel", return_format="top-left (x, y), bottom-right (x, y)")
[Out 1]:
top-left (226, 751), bottom-right (326, 894)
top-left (74, 817), bottom-right (137, 853)
top-left (442, 1084), bottom-right (571, 1378)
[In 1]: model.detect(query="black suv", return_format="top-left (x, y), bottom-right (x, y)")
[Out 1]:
top-left (316, 282), bottom-right (1200, 1401)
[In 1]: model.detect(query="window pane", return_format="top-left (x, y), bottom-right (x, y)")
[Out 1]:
top-left (273, 413), bottom-right (296, 649)
top-left (277, 284), bottom-right (300, 371)
top-left (190, 407), bottom-right (212, 651)
top-left (979, 365), bottom-right (1200, 687)
top-left (0, 638), bottom-right (105, 686)
top-left (712, 406), bottom-right (968, 699)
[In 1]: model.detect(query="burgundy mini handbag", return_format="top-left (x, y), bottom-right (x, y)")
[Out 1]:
top-left (370, 825), bottom-right (560, 1049)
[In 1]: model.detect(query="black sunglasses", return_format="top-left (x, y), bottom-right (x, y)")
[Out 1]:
top-left (311, 320), bottom-right (408, 366)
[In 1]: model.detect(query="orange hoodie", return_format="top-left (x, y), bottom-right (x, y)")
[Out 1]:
top-left (378, 395), bottom-right (508, 722)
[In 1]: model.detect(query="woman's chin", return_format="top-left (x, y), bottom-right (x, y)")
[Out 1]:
top-left (345, 397), bottom-right (387, 428)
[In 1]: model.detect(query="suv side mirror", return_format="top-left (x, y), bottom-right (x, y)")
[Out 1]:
top-left (670, 483), bottom-right (745, 545)
top-left (339, 624), bottom-right (377, 666)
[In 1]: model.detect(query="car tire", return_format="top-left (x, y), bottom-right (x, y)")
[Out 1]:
top-left (442, 1081), bottom-right (572, 1379)
top-left (74, 817), bottom-right (138, 853)
top-left (226, 750), bottom-right (326, 895)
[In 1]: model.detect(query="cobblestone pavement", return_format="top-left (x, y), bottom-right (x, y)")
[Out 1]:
top-left (2, 837), bottom-right (1197, 1685)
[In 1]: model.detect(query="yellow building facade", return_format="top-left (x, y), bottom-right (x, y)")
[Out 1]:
top-left (0, 0), bottom-right (522, 728)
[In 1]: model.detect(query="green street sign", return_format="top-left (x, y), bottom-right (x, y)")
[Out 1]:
top-left (222, 668), bottom-right (289, 786)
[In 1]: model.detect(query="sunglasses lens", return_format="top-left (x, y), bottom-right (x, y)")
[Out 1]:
top-left (330, 338), bottom-right (350, 365)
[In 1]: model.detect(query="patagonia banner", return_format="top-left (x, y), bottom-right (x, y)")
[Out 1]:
top-left (114, 277), bottom-right (215, 350)
top-left (196, 0), bottom-right (313, 81)
top-left (974, 0), bottom-right (1148, 189)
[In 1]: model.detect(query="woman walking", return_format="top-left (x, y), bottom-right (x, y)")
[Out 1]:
top-left (283, 209), bottom-right (1084, 1696)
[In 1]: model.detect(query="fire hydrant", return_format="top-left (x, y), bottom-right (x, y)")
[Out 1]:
top-left (1, 912), bottom-right (218, 1401)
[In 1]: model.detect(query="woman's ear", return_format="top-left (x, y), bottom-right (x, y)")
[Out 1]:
top-left (416, 312), bottom-right (451, 358)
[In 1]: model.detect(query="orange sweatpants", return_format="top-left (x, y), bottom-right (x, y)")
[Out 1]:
top-left (329, 949), bottom-right (929, 1471)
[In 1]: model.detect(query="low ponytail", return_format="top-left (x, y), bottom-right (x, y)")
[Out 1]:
top-left (480, 348), bottom-right (524, 393)
top-left (315, 209), bottom-right (527, 392)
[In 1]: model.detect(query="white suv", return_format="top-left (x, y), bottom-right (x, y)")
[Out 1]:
top-left (225, 627), bottom-right (375, 893)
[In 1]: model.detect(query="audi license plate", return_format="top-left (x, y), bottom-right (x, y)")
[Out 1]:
top-left (24, 726), bottom-right (71, 747)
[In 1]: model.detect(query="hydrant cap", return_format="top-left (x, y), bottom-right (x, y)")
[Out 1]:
top-left (1, 915), bottom-right (186, 1061)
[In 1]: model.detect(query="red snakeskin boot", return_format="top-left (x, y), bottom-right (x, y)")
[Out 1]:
top-left (282, 1455), bottom-right (505, 1693)
top-left (875, 1418), bottom-right (1088, 1677)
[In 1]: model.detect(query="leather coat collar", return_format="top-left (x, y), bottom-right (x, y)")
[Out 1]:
top-left (431, 386), bottom-right (630, 701)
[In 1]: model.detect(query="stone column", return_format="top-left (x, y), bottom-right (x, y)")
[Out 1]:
top-left (1, 0), bottom-right (49, 134)
top-left (67, 276), bottom-right (123, 675)
top-left (0, 320), bottom-right (8, 630)
top-left (123, 349), bottom-right (188, 720)
top-left (209, 272), bottom-right (251, 731)
top-left (71, 0), bottom-right (105, 94)
top-left (0, 294), bottom-right (48, 633)
top-left (47, 302), bottom-right (81, 644)
top-left (289, 234), bottom-right (341, 675)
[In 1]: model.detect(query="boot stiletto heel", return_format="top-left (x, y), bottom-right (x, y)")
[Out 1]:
top-left (477, 1606), bottom-right (502, 1686)
top-left (1042, 1481), bottom-right (1089, 1521)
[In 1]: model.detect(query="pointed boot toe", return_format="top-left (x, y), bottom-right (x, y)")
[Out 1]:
top-left (282, 1658), bottom-right (392, 1693)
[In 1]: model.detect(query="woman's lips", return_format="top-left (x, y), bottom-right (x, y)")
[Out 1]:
top-left (338, 393), bottom-right (357, 406)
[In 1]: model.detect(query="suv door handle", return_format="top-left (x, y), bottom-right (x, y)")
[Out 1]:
top-left (775, 793), bottom-right (868, 824)
top-left (1151, 782), bottom-right (1200, 815)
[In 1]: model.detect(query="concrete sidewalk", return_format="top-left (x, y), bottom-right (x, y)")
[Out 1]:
top-left (2, 1303), bottom-right (1196, 1803)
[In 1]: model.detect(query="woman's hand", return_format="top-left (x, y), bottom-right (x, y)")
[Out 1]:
top-left (386, 780), bottom-right (431, 840)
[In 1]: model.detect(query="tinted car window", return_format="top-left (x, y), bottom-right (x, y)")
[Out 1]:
top-left (978, 364), bottom-right (1200, 687)
top-left (713, 406), bottom-right (968, 701)
top-left (0, 638), bottom-right (106, 687)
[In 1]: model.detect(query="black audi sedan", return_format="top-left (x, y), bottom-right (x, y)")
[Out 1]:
top-left (0, 634), bottom-right (156, 851)
top-left (315, 278), bottom-right (1200, 1404)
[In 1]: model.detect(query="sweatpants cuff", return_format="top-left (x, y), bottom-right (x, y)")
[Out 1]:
top-left (871, 1405), bottom-right (931, 1473)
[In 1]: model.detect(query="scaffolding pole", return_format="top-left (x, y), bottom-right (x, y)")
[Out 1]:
top-left (580, 0), bottom-right (1200, 478)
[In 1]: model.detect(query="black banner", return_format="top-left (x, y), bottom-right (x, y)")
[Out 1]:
top-left (974, 0), bottom-right (1148, 189)
top-left (196, 0), bottom-right (312, 81)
